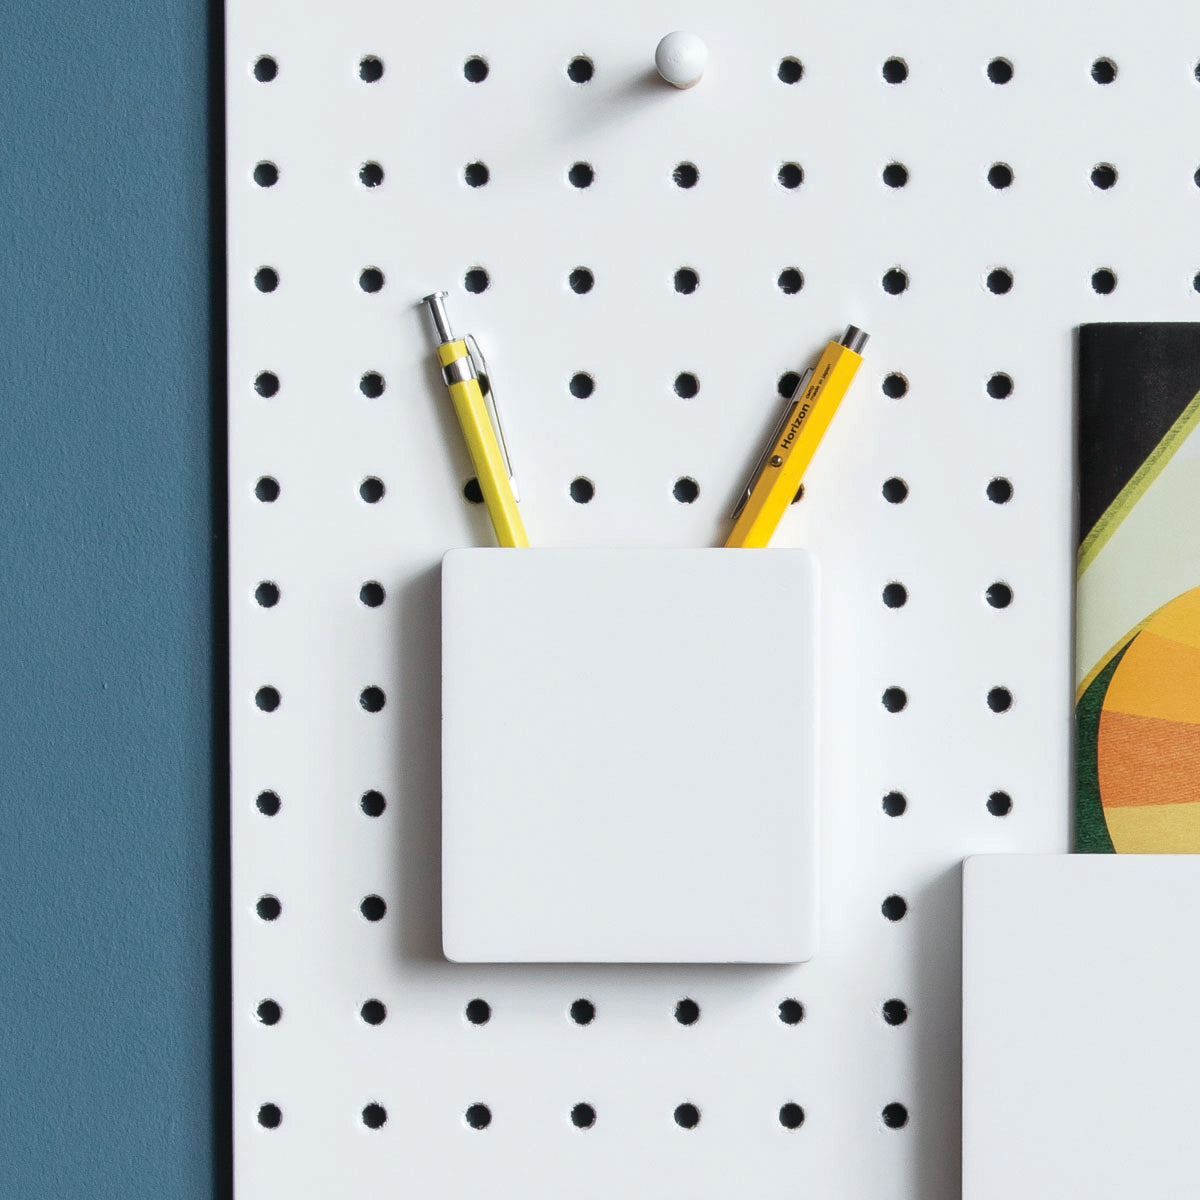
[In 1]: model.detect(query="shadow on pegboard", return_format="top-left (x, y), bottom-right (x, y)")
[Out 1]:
top-left (393, 563), bottom-right (447, 963)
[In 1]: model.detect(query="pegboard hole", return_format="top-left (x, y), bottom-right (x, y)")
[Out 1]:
top-left (882, 791), bottom-right (907, 817)
top-left (882, 267), bottom-right (909, 295)
top-left (463, 477), bottom-right (484, 504)
top-left (987, 686), bottom-right (1013, 713)
top-left (673, 161), bottom-right (699, 189)
top-left (1195, 60), bottom-right (1200, 84)
top-left (674, 372), bottom-right (699, 399)
top-left (882, 998), bottom-right (909, 1026)
top-left (673, 477), bottom-right (700, 504)
top-left (463, 56), bottom-right (489, 83)
top-left (777, 268), bottom-right (804, 294)
top-left (359, 476), bottom-right (385, 503)
top-left (254, 371), bottom-right (279, 397)
top-left (359, 55), bottom-right (383, 82)
top-left (986, 268), bottom-right (1013, 294)
top-left (359, 581), bottom-right (385, 608)
top-left (1192, 271), bottom-right (1200, 294)
top-left (360, 999), bottom-right (387, 1025)
top-left (791, 483), bottom-right (805, 505)
top-left (778, 57), bottom-right (804, 84)
top-left (882, 476), bottom-right (909, 504)
top-left (362, 1103), bottom-right (387, 1129)
top-left (778, 998), bottom-right (805, 1025)
top-left (255, 790), bottom-right (281, 816)
top-left (255, 476), bottom-right (280, 502)
top-left (465, 998), bottom-right (492, 1025)
top-left (674, 1103), bottom-right (701, 1129)
top-left (571, 1103), bottom-right (597, 1129)
top-left (881, 894), bottom-right (908, 922)
top-left (881, 687), bottom-right (907, 713)
top-left (258, 1103), bottom-right (282, 1129)
top-left (1092, 268), bottom-right (1117, 294)
top-left (882, 372), bottom-right (908, 398)
top-left (253, 56), bottom-right (277, 82)
top-left (882, 162), bottom-right (909, 188)
top-left (464, 267), bottom-right (490, 293)
top-left (359, 686), bottom-right (386, 713)
top-left (777, 162), bottom-right (804, 189)
top-left (568, 267), bottom-right (594, 294)
top-left (359, 789), bottom-right (386, 817)
top-left (987, 476), bottom-right (1013, 504)
top-left (253, 161), bottom-right (278, 188)
top-left (359, 267), bottom-right (384, 293)
top-left (256, 895), bottom-right (282, 921)
top-left (882, 57), bottom-right (908, 84)
top-left (567, 55), bottom-right (594, 83)
top-left (255, 686), bottom-right (280, 713)
top-left (464, 161), bottom-right (489, 187)
top-left (987, 162), bottom-right (1014, 189)
top-left (359, 372), bottom-right (385, 398)
top-left (778, 371), bottom-right (801, 398)
top-left (779, 1102), bottom-right (806, 1129)
top-left (986, 372), bottom-right (1013, 399)
top-left (465, 1103), bottom-right (492, 1129)
top-left (882, 1102), bottom-right (909, 1129)
top-left (570, 998), bottom-right (595, 1025)
top-left (986, 57), bottom-right (1013, 84)
top-left (569, 477), bottom-right (594, 504)
top-left (1091, 163), bottom-right (1117, 190)
top-left (987, 790), bottom-right (1014, 817)
top-left (568, 372), bottom-right (594, 399)
top-left (568, 161), bottom-right (595, 189)
top-left (359, 161), bottom-right (384, 188)
top-left (674, 267), bottom-right (699, 295)
top-left (1091, 57), bottom-right (1117, 84)
top-left (254, 582), bottom-right (280, 608)
top-left (674, 998), bottom-right (700, 1026)
top-left (256, 999), bottom-right (281, 1025)
top-left (986, 581), bottom-right (1013, 608)
top-left (882, 582), bottom-right (908, 609)
top-left (360, 894), bottom-right (387, 921)
top-left (254, 267), bottom-right (278, 293)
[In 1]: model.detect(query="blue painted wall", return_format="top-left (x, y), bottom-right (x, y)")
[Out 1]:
top-left (0, 2), bottom-right (224, 1196)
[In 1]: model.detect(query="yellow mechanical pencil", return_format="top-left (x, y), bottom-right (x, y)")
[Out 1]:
top-left (421, 291), bottom-right (529, 548)
top-left (726, 325), bottom-right (868, 548)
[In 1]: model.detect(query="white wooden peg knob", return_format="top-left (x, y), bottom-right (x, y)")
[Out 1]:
top-left (655, 31), bottom-right (708, 88)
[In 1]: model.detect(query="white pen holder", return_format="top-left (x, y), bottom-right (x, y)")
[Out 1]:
top-left (440, 547), bottom-right (820, 964)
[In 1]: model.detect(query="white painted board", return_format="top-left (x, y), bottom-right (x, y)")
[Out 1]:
top-left (963, 855), bottom-right (1200, 1200)
top-left (225, 0), bottom-right (1200, 1194)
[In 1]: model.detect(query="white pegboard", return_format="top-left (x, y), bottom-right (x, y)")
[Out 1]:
top-left (226, 3), bottom-right (1200, 1195)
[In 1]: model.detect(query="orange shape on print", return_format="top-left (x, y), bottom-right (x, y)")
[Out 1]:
top-left (1097, 710), bottom-right (1200, 808)
top-left (1102, 632), bottom-right (1200, 726)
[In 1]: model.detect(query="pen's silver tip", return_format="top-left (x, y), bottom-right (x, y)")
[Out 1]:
top-left (840, 325), bottom-right (869, 354)
top-left (422, 291), bottom-right (454, 343)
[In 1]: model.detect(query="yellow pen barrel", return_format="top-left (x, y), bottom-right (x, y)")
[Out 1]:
top-left (726, 339), bottom-right (864, 548)
top-left (446, 374), bottom-right (529, 548)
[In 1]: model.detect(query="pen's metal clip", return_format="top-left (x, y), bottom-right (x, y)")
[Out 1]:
top-left (464, 334), bottom-right (520, 502)
top-left (729, 367), bottom-right (813, 520)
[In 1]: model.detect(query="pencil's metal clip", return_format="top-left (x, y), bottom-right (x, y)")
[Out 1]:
top-left (729, 366), bottom-right (813, 520)
top-left (464, 334), bottom-right (520, 502)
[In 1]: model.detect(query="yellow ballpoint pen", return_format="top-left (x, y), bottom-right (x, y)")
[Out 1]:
top-left (421, 291), bottom-right (529, 548)
top-left (726, 324), bottom-right (869, 548)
